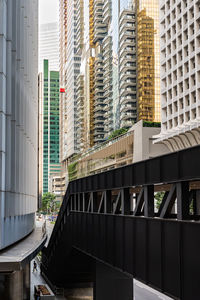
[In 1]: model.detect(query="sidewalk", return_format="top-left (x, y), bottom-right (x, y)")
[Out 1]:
top-left (30, 259), bottom-right (66, 300)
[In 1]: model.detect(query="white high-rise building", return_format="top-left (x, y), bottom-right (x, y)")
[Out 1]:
top-left (155, 0), bottom-right (200, 151)
top-left (39, 22), bottom-right (59, 72)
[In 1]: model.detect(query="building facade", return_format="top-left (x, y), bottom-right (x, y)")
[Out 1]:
top-left (155, 0), bottom-right (200, 151)
top-left (0, 0), bottom-right (38, 249)
top-left (42, 60), bottom-right (61, 194)
top-left (119, 0), bottom-right (137, 128)
top-left (136, 0), bottom-right (161, 122)
top-left (59, 0), bottom-right (161, 160)
top-left (39, 22), bottom-right (59, 72)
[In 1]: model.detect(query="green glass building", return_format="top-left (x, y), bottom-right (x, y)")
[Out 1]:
top-left (43, 59), bottom-right (61, 193)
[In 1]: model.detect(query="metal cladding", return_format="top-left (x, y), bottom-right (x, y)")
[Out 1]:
top-left (42, 145), bottom-right (200, 299)
top-left (0, 0), bottom-right (38, 249)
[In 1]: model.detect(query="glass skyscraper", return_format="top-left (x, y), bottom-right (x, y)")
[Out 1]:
top-left (42, 60), bottom-right (61, 193)
top-left (136, 0), bottom-right (161, 122)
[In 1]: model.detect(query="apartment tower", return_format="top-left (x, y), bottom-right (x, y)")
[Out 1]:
top-left (119, 0), bottom-right (137, 128)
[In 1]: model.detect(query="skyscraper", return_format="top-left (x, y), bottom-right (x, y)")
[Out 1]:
top-left (59, 0), bottom-right (161, 162)
top-left (0, 0), bottom-right (38, 248)
top-left (119, 0), bottom-right (137, 128)
top-left (39, 22), bottom-right (59, 72)
top-left (42, 60), bottom-right (61, 194)
top-left (155, 0), bottom-right (200, 151)
top-left (64, 0), bottom-right (82, 158)
top-left (136, 0), bottom-right (161, 122)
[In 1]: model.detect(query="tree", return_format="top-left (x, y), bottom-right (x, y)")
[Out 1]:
top-left (155, 191), bottom-right (165, 211)
top-left (41, 192), bottom-right (56, 213)
top-left (108, 128), bottom-right (128, 140)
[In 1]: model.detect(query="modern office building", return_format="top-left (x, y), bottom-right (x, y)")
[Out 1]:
top-left (38, 73), bottom-right (43, 206)
top-left (39, 22), bottom-right (59, 72)
top-left (42, 60), bottom-right (61, 194)
top-left (155, 0), bottom-right (200, 151)
top-left (136, 0), bottom-right (161, 122)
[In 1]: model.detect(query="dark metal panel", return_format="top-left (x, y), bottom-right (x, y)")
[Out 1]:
top-left (106, 170), bottom-right (114, 189)
top-left (134, 162), bottom-right (146, 185)
top-left (180, 146), bottom-right (200, 180)
top-left (93, 214), bottom-right (100, 257)
top-left (78, 213), bottom-right (83, 249)
top-left (93, 175), bottom-right (98, 191)
top-left (98, 173), bottom-right (105, 190)
top-left (77, 179), bottom-right (81, 192)
top-left (114, 168), bottom-right (123, 188)
top-left (81, 213), bottom-right (87, 251)
top-left (99, 215), bottom-right (106, 260)
top-left (115, 217), bottom-right (124, 270)
top-left (146, 158), bottom-right (160, 184)
top-left (87, 214), bottom-right (93, 254)
top-left (161, 153), bottom-right (179, 183)
top-left (123, 165), bottom-right (133, 187)
top-left (181, 222), bottom-right (200, 300)
top-left (147, 220), bottom-right (162, 290)
top-left (162, 221), bottom-right (180, 299)
top-left (134, 218), bottom-right (147, 281)
top-left (83, 177), bottom-right (87, 192)
top-left (105, 215), bottom-right (115, 266)
top-left (124, 217), bottom-right (134, 275)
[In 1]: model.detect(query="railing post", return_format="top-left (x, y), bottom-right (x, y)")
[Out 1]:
top-left (176, 181), bottom-right (190, 220)
top-left (83, 193), bottom-right (85, 212)
top-left (144, 185), bottom-right (154, 217)
top-left (105, 190), bottom-right (112, 214)
top-left (121, 188), bottom-right (130, 215)
top-left (78, 193), bottom-right (81, 211)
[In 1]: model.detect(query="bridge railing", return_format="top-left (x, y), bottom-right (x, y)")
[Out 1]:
top-left (47, 145), bottom-right (200, 251)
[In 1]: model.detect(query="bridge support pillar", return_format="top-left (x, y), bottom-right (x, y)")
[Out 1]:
top-left (94, 261), bottom-right (133, 300)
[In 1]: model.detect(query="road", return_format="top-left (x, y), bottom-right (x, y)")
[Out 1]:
top-left (134, 280), bottom-right (172, 300)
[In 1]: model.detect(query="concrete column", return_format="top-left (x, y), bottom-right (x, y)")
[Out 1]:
top-left (5, 270), bottom-right (23, 300)
top-left (94, 262), bottom-right (133, 300)
top-left (23, 263), bottom-right (30, 300)
top-left (195, 190), bottom-right (200, 215)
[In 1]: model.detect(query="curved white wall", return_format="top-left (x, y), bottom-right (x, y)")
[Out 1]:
top-left (0, 0), bottom-right (38, 249)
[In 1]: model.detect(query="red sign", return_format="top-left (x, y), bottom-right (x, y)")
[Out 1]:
top-left (60, 88), bottom-right (65, 93)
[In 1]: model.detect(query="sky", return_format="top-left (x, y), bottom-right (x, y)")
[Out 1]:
top-left (39, 0), bottom-right (59, 25)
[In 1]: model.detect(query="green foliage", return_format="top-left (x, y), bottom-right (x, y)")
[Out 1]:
top-left (155, 191), bottom-right (165, 210)
top-left (108, 128), bottom-right (128, 140)
top-left (68, 161), bottom-right (78, 181)
top-left (41, 192), bottom-right (56, 213)
top-left (143, 121), bottom-right (161, 128)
